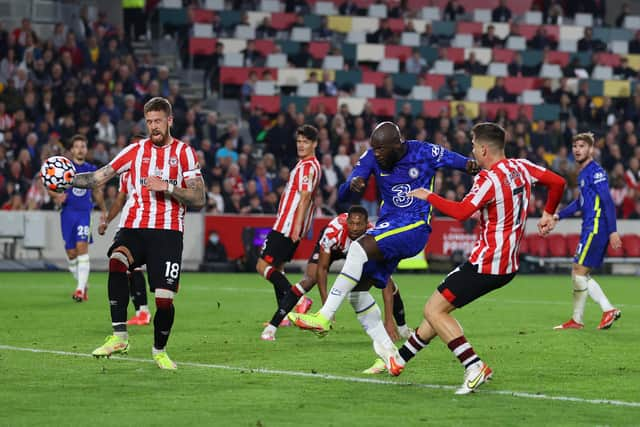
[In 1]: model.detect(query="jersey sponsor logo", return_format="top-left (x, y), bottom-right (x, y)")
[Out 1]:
top-left (409, 167), bottom-right (419, 179)
top-left (142, 157), bottom-right (150, 163)
top-left (391, 183), bottom-right (413, 208)
top-left (139, 177), bottom-right (178, 186)
top-left (72, 188), bottom-right (87, 197)
top-left (593, 171), bottom-right (607, 184)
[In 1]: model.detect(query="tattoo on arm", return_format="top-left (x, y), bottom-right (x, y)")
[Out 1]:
top-left (73, 165), bottom-right (116, 189)
top-left (170, 177), bottom-right (206, 208)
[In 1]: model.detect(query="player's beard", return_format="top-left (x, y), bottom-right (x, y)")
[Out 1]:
top-left (150, 127), bottom-right (169, 146)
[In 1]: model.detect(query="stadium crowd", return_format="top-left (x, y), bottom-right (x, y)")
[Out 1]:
top-left (1, 1), bottom-right (640, 222)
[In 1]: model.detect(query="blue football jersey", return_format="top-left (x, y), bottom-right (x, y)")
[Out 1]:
top-left (63, 161), bottom-right (97, 211)
top-left (345, 140), bottom-right (470, 222)
top-left (571, 161), bottom-right (617, 234)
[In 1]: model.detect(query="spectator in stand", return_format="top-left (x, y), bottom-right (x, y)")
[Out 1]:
top-left (438, 77), bottom-right (466, 101)
top-left (443, 0), bottom-right (464, 21)
top-left (487, 77), bottom-right (511, 103)
top-left (629, 31), bottom-right (640, 55)
top-left (492, 0), bottom-right (512, 22)
top-left (546, 2), bottom-right (564, 25)
top-left (405, 49), bottom-right (427, 74)
top-left (319, 71), bottom-right (338, 97)
top-left (291, 43), bottom-right (313, 68)
top-left (315, 16), bottom-right (333, 40)
top-left (368, 19), bottom-right (393, 44)
top-left (339, 0), bottom-right (360, 15)
top-left (256, 17), bottom-right (276, 39)
top-left (616, 3), bottom-right (631, 28)
top-left (421, 23), bottom-right (439, 47)
top-left (480, 25), bottom-right (503, 49)
top-left (13, 18), bottom-right (38, 49)
top-left (625, 157), bottom-right (640, 191)
top-left (578, 28), bottom-right (604, 52)
top-left (458, 52), bottom-right (487, 75)
top-left (242, 40), bottom-right (264, 67)
top-left (377, 75), bottom-right (398, 99)
top-left (529, 27), bottom-right (555, 50)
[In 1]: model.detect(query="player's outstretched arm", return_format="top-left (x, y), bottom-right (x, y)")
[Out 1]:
top-left (99, 192), bottom-right (127, 235)
top-left (73, 165), bottom-right (117, 189)
top-left (408, 188), bottom-right (479, 221)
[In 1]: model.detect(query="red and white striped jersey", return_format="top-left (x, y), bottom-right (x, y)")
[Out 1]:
top-left (273, 156), bottom-right (321, 238)
top-left (318, 213), bottom-right (374, 255)
top-left (466, 158), bottom-right (548, 275)
top-left (109, 138), bottom-right (202, 232)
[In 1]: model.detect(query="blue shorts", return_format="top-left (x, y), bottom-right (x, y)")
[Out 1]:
top-left (363, 217), bottom-right (431, 289)
top-left (573, 229), bottom-right (608, 269)
top-left (61, 209), bottom-right (92, 250)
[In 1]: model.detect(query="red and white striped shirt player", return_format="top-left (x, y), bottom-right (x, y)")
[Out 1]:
top-left (109, 137), bottom-right (201, 232)
top-left (319, 213), bottom-right (374, 255)
top-left (273, 155), bottom-right (321, 239)
top-left (422, 158), bottom-right (565, 275)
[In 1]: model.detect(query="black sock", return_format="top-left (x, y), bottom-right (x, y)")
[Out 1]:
top-left (393, 290), bottom-right (407, 327)
top-left (154, 304), bottom-right (175, 350)
top-left (268, 270), bottom-right (292, 303)
top-left (130, 270), bottom-right (147, 310)
top-left (108, 267), bottom-right (129, 331)
top-left (269, 287), bottom-right (301, 327)
top-left (399, 331), bottom-right (430, 363)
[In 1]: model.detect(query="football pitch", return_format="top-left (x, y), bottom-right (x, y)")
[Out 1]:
top-left (1, 272), bottom-right (638, 426)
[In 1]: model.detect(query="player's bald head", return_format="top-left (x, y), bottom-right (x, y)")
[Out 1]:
top-left (371, 121), bottom-right (402, 146)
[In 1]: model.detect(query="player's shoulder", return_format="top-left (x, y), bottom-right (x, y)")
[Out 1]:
top-left (589, 161), bottom-right (608, 184)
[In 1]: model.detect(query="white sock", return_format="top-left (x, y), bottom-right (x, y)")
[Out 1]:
top-left (587, 276), bottom-right (614, 312)
top-left (140, 304), bottom-right (150, 313)
top-left (113, 329), bottom-right (128, 340)
top-left (319, 243), bottom-right (368, 320)
top-left (349, 292), bottom-right (396, 356)
top-left (572, 274), bottom-right (589, 324)
top-left (294, 283), bottom-right (307, 305)
top-left (68, 257), bottom-right (78, 281)
top-left (76, 254), bottom-right (90, 291)
top-left (152, 347), bottom-right (165, 355)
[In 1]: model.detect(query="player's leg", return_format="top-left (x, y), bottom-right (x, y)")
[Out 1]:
top-left (66, 249), bottom-right (78, 281)
top-left (75, 241), bottom-right (90, 300)
top-left (61, 211), bottom-right (80, 298)
top-left (127, 268), bottom-right (150, 325)
top-left (256, 230), bottom-right (298, 304)
top-left (387, 277), bottom-right (412, 338)
top-left (146, 230), bottom-right (183, 369)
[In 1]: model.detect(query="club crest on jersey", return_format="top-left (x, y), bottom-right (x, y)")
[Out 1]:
top-left (409, 167), bottom-right (419, 178)
top-left (169, 157), bottom-right (178, 167)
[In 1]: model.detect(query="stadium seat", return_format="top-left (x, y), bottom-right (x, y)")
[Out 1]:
top-left (592, 65), bottom-right (614, 80)
top-left (583, 78), bottom-right (604, 96)
top-left (558, 39), bottom-right (578, 53)
top-left (367, 98), bottom-right (395, 116)
top-left (203, 0), bottom-right (224, 9)
top-left (246, 11), bottom-right (269, 27)
top-left (473, 8), bottom-right (491, 23)
top-left (304, 14), bottom-right (322, 31)
top-left (314, 1), bottom-right (337, 15)
top-left (457, 22), bottom-right (484, 37)
top-left (396, 99), bottom-right (424, 116)
top-left (487, 63), bottom-right (508, 77)
top-left (277, 68), bottom-right (307, 86)
top-left (355, 83), bottom-right (376, 98)
top-left (387, 18), bottom-right (406, 33)
top-left (191, 9), bottom-right (215, 23)
top-left (520, 90), bottom-right (544, 105)
top-left (160, 0), bottom-right (181, 7)
top-left (351, 17), bottom-right (380, 33)
top-left (385, 45), bottom-right (413, 61)
top-left (309, 97), bottom-right (338, 115)
top-left (270, 13), bottom-right (297, 30)
top-left (223, 52), bottom-right (244, 67)
top-left (452, 34), bottom-right (474, 48)
top-left (328, 16), bottom-right (352, 33)
top-left (335, 70), bottom-right (362, 88)
top-left (604, 80), bottom-right (631, 97)
top-left (610, 28), bottom-right (634, 41)
top-left (424, 74), bottom-right (446, 91)
top-left (409, 85), bottom-right (434, 100)
top-left (259, 0), bottom-right (280, 12)
top-left (346, 31), bottom-right (367, 44)
top-left (560, 25), bottom-right (585, 41)
top-left (189, 38), bottom-right (217, 56)
top-left (471, 75), bottom-right (496, 90)
top-left (485, 22), bottom-right (509, 39)
top-left (250, 95), bottom-right (281, 113)
top-left (610, 40), bottom-right (629, 55)
top-left (254, 39), bottom-right (276, 57)
top-left (420, 6), bottom-right (440, 20)
top-left (420, 46), bottom-right (440, 63)
top-left (622, 235), bottom-right (640, 257)
top-left (254, 81), bottom-right (277, 96)
top-left (623, 15), bottom-right (640, 30)
top-left (322, 55), bottom-right (344, 70)
top-left (546, 51), bottom-right (570, 67)
top-left (453, 74), bottom-right (471, 92)
top-left (466, 47), bottom-right (492, 65)
top-left (449, 101), bottom-right (479, 119)
top-left (266, 53), bottom-right (287, 68)
top-left (504, 77), bottom-right (541, 94)
top-left (296, 82), bottom-right (319, 97)
top-left (533, 104), bottom-right (561, 121)
top-left (369, 4), bottom-right (387, 18)
top-left (540, 64), bottom-right (563, 79)
top-left (234, 25), bottom-right (256, 40)
top-left (565, 234), bottom-right (580, 256)
top-left (481, 102), bottom-right (528, 120)
top-left (392, 73), bottom-right (417, 93)
top-left (291, 27), bottom-right (312, 42)
top-left (362, 71), bottom-right (385, 86)
top-left (467, 88), bottom-right (487, 102)
top-left (277, 40), bottom-right (300, 55)
top-left (432, 60), bottom-right (454, 75)
top-left (218, 10), bottom-right (242, 29)
top-left (338, 96), bottom-right (366, 115)
top-left (607, 242), bottom-right (625, 257)
top-left (524, 11), bottom-right (543, 25)
top-left (309, 41), bottom-right (330, 60)
top-left (357, 44), bottom-right (385, 62)
top-left (492, 48), bottom-right (516, 64)
top-left (597, 53), bottom-right (622, 67)
top-left (443, 48), bottom-right (465, 64)
top-left (506, 36), bottom-right (527, 51)
top-left (526, 234), bottom-right (548, 257)
top-left (547, 234), bottom-right (569, 257)
top-left (422, 100), bottom-right (451, 118)
top-left (574, 13), bottom-right (593, 27)
top-left (219, 38), bottom-right (246, 53)
top-left (401, 32), bottom-right (420, 47)
top-left (193, 23), bottom-right (214, 38)
top-left (432, 21), bottom-right (456, 38)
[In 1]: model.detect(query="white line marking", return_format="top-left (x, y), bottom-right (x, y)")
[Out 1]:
top-left (1, 344), bottom-right (638, 408)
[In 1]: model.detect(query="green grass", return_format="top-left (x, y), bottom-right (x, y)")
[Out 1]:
top-left (1, 272), bottom-right (638, 426)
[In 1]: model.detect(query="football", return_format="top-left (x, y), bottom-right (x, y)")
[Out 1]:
top-left (40, 156), bottom-right (75, 192)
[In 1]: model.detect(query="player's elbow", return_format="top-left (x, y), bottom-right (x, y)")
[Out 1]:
top-left (191, 195), bottom-right (206, 209)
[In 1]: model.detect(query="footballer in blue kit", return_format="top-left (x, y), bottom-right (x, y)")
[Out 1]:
top-left (289, 122), bottom-right (478, 368)
top-left (49, 135), bottom-right (106, 302)
top-left (549, 132), bottom-right (622, 331)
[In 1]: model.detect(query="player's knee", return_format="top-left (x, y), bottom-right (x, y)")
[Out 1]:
top-left (109, 251), bottom-right (129, 273)
top-left (155, 288), bottom-right (174, 309)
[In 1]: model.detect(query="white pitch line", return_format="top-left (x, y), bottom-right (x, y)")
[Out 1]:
top-left (1, 344), bottom-right (638, 409)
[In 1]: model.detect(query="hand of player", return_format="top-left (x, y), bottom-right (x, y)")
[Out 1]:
top-left (98, 222), bottom-right (107, 235)
top-left (537, 212), bottom-right (557, 236)
top-left (53, 192), bottom-right (67, 204)
top-left (350, 177), bottom-right (366, 193)
top-left (291, 223), bottom-right (301, 242)
top-left (465, 159), bottom-right (480, 175)
top-left (146, 175), bottom-right (167, 192)
top-left (407, 188), bottom-right (431, 200)
top-left (609, 232), bottom-right (622, 250)
top-left (384, 319), bottom-right (400, 342)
